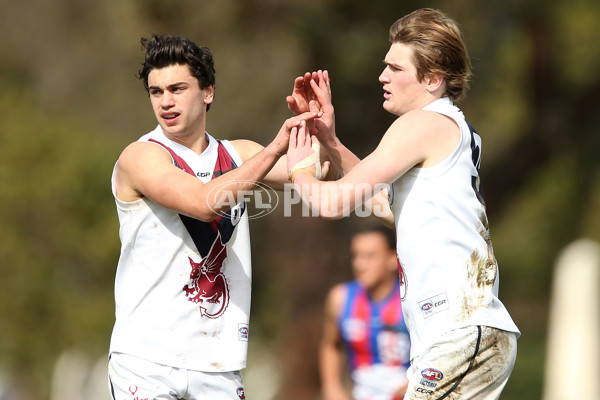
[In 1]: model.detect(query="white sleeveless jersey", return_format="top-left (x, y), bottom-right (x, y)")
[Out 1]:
top-left (388, 98), bottom-right (520, 360)
top-left (109, 125), bottom-right (252, 372)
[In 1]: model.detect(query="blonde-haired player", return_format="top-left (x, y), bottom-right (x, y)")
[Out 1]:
top-left (287, 8), bottom-right (520, 400)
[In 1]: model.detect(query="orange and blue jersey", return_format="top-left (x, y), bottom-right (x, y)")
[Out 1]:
top-left (338, 280), bottom-right (410, 371)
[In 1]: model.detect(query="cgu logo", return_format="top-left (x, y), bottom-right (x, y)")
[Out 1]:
top-left (421, 368), bottom-right (443, 381)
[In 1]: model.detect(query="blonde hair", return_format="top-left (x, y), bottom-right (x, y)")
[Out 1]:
top-left (389, 8), bottom-right (472, 102)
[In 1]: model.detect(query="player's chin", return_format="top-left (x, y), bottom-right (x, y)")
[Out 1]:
top-left (383, 103), bottom-right (403, 117)
top-left (382, 99), bottom-right (394, 113)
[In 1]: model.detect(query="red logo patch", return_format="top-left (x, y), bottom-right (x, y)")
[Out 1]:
top-left (183, 234), bottom-right (230, 318)
top-left (421, 368), bottom-right (443, 381)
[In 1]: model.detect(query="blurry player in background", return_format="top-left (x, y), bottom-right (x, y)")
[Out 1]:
top-left (320, 226), bottom-right (410, 400)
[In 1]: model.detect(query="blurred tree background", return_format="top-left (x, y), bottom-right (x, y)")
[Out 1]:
top-left (0, 0), bottom-right (599, 399)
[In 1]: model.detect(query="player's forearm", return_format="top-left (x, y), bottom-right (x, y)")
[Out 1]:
top-left (192, 146), bottom-right (280, 220)
top-left (291, 176), bottom-right (351, 219)
top-left (321, 135), bottom-right (361, 177)
top-left (319, 343), bottom-right (346, 394)
top-left (363, 191), bottom-right (395, 228)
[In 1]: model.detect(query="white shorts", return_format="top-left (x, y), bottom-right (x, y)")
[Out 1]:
top-left (404, 326), bottom-right (517, 400)
top-left (108, 353), bottom-right (245, 400)
top-left (351, 364), bottom-right (408, 400)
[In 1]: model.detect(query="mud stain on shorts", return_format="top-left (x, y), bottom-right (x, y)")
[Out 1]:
top-left (407, 327), bottom-right (516, 400)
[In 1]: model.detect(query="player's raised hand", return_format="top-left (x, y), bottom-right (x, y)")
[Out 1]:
top-left (308, 70), bottom-right (337, 147)
top-left (287, 122), bottom-right (330, 181)
top-left (286, 72), bottom-right (319, 115)
top-left (269, 110), bottom-right (321, 158)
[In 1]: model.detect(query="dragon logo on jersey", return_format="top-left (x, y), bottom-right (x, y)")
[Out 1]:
top-left (183, 233), bottom-right (230, 318)
top-left (147, 138), bottom-right (244, 319)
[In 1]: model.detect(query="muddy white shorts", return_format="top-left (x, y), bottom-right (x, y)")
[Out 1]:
top-left (404, 325), bottom-right (517, 400)
top-left (351, 364), bottom-right (408, 400)
top-left (108, 353), bottom-right (246, 400)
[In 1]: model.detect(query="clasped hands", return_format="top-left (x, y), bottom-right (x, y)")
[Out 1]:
top-left (285, 70), bottom-right (335, 183)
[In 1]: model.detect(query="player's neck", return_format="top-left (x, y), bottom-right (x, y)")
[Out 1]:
top-left (165, 127), bottom-right (209, 155)
top-left (368, 277), bottom-right (396, 302)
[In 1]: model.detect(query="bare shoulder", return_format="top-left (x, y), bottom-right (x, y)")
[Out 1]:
top-left (325, 282), bottom-right (348, 316)
top-left (381, 109), bottom-right (460, 168)
top-left (388, 109), bottom-right (457, 138)
top-left (114, 141), bottom-right (173, 201)
top-left (229, 139), bottom-right (264, 162)
top-left (119, 140), bottom-right (164, 161)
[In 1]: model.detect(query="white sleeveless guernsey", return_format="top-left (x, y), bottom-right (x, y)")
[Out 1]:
top-left (109, 125), bottom-right (252, 372)
top-left (388, 98), bottom-right (520, 361)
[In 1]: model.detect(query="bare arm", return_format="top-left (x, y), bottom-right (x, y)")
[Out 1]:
top-left (113, 113), bottom-right (318, 221)
top-left (319, 284), bottom-right (351, 400)
top-left (231, 139), bottom-right (335, 192)
top-left (286, 70), bottom-right (394, 225)
top-left (393, 381), bottom-right (409, 400)
top-left (287, 109), bottom-right (459, 219)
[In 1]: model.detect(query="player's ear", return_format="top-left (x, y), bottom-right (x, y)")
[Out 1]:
top-left (203, 84), bottom-right (215, 105)
top-left (425, 74), bottom-right (444, 93)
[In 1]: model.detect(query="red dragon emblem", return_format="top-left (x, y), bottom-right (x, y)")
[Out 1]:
top-left (183, 233), bottom-right (230, 318)
top-left (148, 138), bottom-right (240, 320)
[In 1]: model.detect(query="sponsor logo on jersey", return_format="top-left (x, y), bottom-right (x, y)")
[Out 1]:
top-left (420, 368), bottom-right (444, 388)
top-left (236, 386), bottom-right (245, 399)
top-left (341, 318), bottom-right (368, 342)
top-left (418, 293), bottom-right (449, 319)
top-left (238, 324), bottom-right (249, 341)
top-left (421, 368), bottom-right (443, 381)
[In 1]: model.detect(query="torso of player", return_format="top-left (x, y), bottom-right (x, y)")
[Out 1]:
top-left (388, 97), bottom-right (520, 360)
top-left (109, 126), bottom-right (251, 372)
top-left (338, 280), bottom-right (410, 370)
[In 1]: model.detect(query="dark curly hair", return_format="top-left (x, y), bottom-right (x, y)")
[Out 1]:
top-left (137, 34), bottom-right (216, 110)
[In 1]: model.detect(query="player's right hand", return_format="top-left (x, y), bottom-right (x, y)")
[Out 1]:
top-left (286, 72), bottom-right (319, 115)
top-left (270, 111), bottom-right (321, 158)
top-left (307, 70), bottom-right (337, 148)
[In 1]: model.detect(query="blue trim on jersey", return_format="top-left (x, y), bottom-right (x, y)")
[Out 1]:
top-left (341, 281), bottom-right (359, 321)
top-left (338, 279), bottom-right (409, 370)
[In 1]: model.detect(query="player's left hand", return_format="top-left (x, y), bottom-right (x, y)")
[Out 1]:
top-left (287, 122), bottom-right (330, 181)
